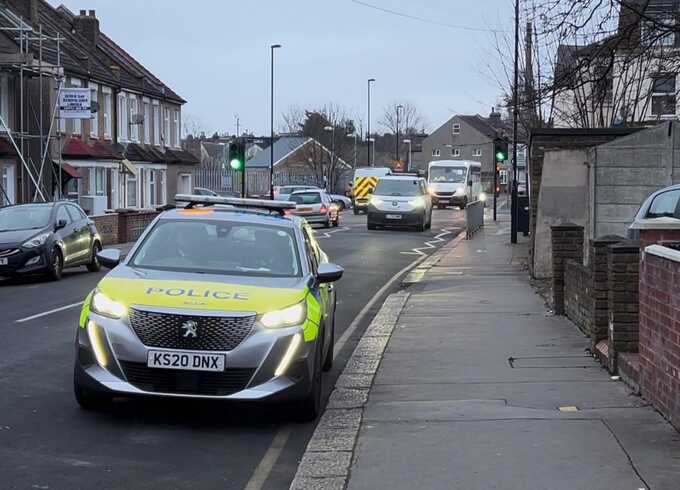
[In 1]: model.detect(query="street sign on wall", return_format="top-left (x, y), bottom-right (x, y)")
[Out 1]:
top-left (59, 88), bottom-right (91, 119)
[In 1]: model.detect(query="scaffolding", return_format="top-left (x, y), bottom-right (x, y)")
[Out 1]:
top-left (0, 5), bottom-right (64, 205)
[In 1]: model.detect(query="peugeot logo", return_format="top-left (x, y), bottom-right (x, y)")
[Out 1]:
top-left (392, 201), bottom-right (398, 206)
top-left (180, 320), bottom-right (199, 338)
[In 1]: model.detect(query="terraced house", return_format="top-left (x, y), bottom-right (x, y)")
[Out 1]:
top-left (0, 0), bottom-right (197, 213)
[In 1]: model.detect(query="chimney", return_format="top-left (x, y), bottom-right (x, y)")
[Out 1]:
top-left (489, 107), bottom-right (501, 121)
top-left (73, 9), bottom-right (99, 45)
top-left (6, 0), bottom-right (39, 27)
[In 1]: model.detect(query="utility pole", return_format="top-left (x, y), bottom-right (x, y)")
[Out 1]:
top-left (270, 44), bottom-right (282, 200)
top-left (511, 0), bottom-right (519, 244)
top-left (396, 105), bottom-right (403, 162)
top-left (367, 78), bottom-right (375, 166)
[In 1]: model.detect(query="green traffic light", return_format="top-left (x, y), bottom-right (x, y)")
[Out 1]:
top-left (230, 158), bottom-right (243, 170)
top-left (496, 151), bottom-right (506, 161)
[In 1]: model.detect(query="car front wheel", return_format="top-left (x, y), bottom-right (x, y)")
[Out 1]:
top-left (47, 248), bottom-right (63, 281)
top-left (87, 242), bottom-right (102, 272)
top-left (295, 341), bottom-right (323, 421)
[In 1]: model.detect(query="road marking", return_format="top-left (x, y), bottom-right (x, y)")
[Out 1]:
top-left (314, 226), bottom-right (351, 239)
top-left (401, 227), bottom-right (456, 256)
top-left (243, 427), bottom-right (292, 490)
top-left (15, 301), bottom-right (84, 324)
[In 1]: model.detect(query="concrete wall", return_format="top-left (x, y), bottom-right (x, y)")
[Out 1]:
top-left (592, 122), bottom-right (680, 238)
top-left (534, 149), bottom-right (590, 278)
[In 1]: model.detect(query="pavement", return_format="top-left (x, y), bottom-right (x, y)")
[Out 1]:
top-left (0, 208), bottom-right (464, 490)
top-left (291, 215), bottom-right (680, 490)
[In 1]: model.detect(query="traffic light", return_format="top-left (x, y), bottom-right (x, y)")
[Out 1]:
top-left (494, 139), bottom-right (508, 162)
top-left (228, 139), bottom-right (246, 172)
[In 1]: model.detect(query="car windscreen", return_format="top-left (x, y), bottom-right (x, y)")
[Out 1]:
top-left (290, 193), bottom-right (322, 205)
top-left (0, 205), bottom-right (52, 232)
top-left (429, 167), bottom-right (467, 183)
top-left (130, 219), bottom-right (302, 277)
top-left (374, 180), bottom-right (422, 197)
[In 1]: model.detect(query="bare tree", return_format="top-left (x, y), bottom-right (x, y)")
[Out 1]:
top-left (379, 101), bottom-right (426, 135)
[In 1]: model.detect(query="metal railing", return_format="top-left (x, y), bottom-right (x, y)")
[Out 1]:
top-left (465, 200), bottom-right (484, 239)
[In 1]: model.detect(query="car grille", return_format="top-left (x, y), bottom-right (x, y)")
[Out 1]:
top-left (119, 361), bottom-right (254, 396)
top-left (435, 192), bottom-right (454, 197)
top-left (128, 308), bottom-right (255, 351)
top-left (0, 248), bottom-right (20, 258)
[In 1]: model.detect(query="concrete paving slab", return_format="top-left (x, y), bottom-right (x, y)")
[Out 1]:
top-left (349, 419), bottom-right (647, 490)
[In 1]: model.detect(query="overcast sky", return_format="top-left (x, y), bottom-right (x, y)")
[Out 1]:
top-left (54, 0), bottom-right (512, 136)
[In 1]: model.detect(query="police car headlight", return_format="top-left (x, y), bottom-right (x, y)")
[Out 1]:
top-left (410, 196), bottom-right (426, 208)
top-left (22, 232), bottom-right (51, 248)
top-left (479, 192), bottom-right (488, 202)
top-left (260, 302), bottom-right (307, 329)
top-left (90, 290), bottom-right (127, 319)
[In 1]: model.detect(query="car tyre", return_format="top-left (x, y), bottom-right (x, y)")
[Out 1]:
top-left (87, 241), bottom-right (102, 272)
top-left (47, 247), bottom-right (63, 281)
top-left (74, 370), bottom-right (111, 411)
top-left (416, 214), bottom-right (426, 232)
top-left (295, 341), bottom-right (323, 421)
top-left (353, 207), bottom-right (359, 215)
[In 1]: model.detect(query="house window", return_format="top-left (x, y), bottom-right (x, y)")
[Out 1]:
top-left (129, 95), bottom-right (139, 142)
top-left (90, 82), bottom-right (98, 138)
top-left (103, 87), bottom-right (112, 139)
top-left (164, 108), bottom-right (170, 146)
top-left (160, 170), bottom-right (166, 205)
top-left (146, 169), bottom-right (157, 207)
top-left (451, 148), bottom-right (460, 157)
top-left (651, 75), bottom-right (677, 116)
top-left (71, 78), bottom-right (82, 135)
top-left (126, 173), bottom-right (138, 207)
top-left (178, 173), bottom-right (192, 194)
top-left (1, 164), bottom-right (14, 205)
top-left (152, 100), bottom-right (160, 145)
top-left (143, 98), bottom-right (151, 144)
top-left (118, 93), bottom-right (128, 142)
top-left (642, 18), bottom-right (676, 48)
top-left (452, 123), bottom-right (460, 135)
top-left (173, 110), bottom-right (180, 147)
top-left (90, 167), bottom-right (106, 196)
top-left (473, 148), bottom-right (483, 157)
top-left (432, 148), bottom-right (441, 157)
top-left (500, 170), bottom-right (508, 185)
top-left (0, 74), bottom-right (9, 131)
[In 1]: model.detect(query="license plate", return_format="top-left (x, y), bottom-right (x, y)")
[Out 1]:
top-left (0, 258), bottom-right (7, 265)
top-left (147, 350), bottom-right (225, 372)
top-left (298, 207), bottom-right (313, 212)
top-left (386, 214), bottom-right (402, 220)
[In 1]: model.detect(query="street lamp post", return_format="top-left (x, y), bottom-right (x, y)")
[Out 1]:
top-left (324, 125), bottom-right (335, 191)
top-left (403, 138), bottom-right (412, 172)
top-left (368, 137), bottom-right (376, 164)
top-left (367, 78), bottom-right (375, 166)
top-left (270, 43), bottom-right (282, 200)
top-left (511, 0), bottom-right (519, 243)
top-left (347, 132), bottom-right (358, 168)
top-left (396, 104), bottom-right (403, 162)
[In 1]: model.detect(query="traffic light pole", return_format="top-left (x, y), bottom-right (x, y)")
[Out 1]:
top-left (493, 164), bottom-right (498, 222)
top-left (511, 0), bottom-right (519, 244)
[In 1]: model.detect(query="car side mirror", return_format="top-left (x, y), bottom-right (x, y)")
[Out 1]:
top-left (317, 262), bottom-right (344, 283)
top-left (97, 248), bottom-right (121, 269)
top-left (468, 180), bottom-right (473, 187)
top-left (55, 219), bottom-right (67, 230)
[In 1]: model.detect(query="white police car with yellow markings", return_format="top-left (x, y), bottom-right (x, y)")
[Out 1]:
top-left (74, 195), bottom-right (343, 420)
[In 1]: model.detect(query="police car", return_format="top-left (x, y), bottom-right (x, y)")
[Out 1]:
top-left (73, 195), bottom-right (343, 420)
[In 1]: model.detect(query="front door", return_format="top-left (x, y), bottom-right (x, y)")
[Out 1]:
top-left (55, 205), bottom-right (78, 266)
top-left (67, 204), bottom-right (92, 263)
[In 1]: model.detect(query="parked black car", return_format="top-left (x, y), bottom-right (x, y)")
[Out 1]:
top-left (0, 201), bottom-right (102, 280)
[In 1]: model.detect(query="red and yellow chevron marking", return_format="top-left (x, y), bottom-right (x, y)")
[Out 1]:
top-left (354, 176), bottom-right (378, 198)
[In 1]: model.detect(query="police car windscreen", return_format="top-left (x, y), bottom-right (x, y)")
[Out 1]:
top-left (430, 167), bottom-right (466, 183)
top-left (374, 180), bottom-right (421, 197)
top-left (0, 204), bottom-right (52, 232)
top-left (130, 220), bottom-right (301, 277)
top-left (290, 193), bottom-right (321, 204)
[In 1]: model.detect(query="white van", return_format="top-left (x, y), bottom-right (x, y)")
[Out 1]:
top-left (427, 160), bottom-right (483, 209)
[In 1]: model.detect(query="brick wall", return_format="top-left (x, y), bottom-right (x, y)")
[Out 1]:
top-left (91, 213), bottom-right (118, 246)
top-left (639, 245), bottom-right (680, 431)
top-left (590, 236), bottom-right (624, 348)
top-left (118, 211), bottom-right (160, 243)
top-left (639, 229), bottom-right (680, 250)
top-left (551, 224), bottom-right (585, 315)
top-left (564, 259), bottom-right (592, 334)
top-left (607, 241), bottom-right (640, 355)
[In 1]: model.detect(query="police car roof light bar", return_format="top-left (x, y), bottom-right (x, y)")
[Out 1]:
top-left (174, 194), bottom-right (296, 215)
